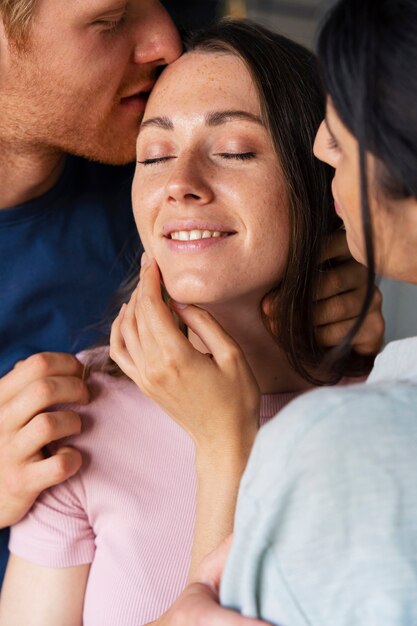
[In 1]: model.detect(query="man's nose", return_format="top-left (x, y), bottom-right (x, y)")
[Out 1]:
top-left (132, 2), bottom-right (182, 67)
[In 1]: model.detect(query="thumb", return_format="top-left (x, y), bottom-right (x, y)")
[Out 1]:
top-left (191, 534), bottom-right (234, 591)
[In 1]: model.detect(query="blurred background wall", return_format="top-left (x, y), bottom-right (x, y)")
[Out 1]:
top-left (164, 0), bottom-right (417, 343)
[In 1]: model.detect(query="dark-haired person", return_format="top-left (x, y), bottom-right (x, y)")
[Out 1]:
top-left (0, 19), bottom-right (385, 626)
top-left (218, 1), bottom-right (417, 624)
top-left (0, 0), bottom-right (382, 589)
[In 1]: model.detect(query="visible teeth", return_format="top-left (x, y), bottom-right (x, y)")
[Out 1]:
top-left (170, 229), bottom-right (226, 241)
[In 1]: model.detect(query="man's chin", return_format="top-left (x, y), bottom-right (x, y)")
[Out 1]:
top-left (57, 132), bottom-right (137, 166)
top-left (73, 143), bottom-right (137, 166)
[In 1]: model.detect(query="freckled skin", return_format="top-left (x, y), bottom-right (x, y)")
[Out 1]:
top-left (133, 52), bottom-right (290, 309)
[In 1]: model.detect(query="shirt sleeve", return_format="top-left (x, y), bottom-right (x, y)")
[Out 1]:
top-left (221, 384), bottom-right (417, 626)
top-left (9, 472), bottom-right (95, 568)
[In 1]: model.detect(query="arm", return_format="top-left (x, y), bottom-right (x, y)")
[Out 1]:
top-left (0, 555), bottom-right (90, 626)
top-left (110, 259), bottom-right (260, 576)
top-left (0, 352), bottom-right (88, 528)
top-left (148, 537), bottom-right (270, 626)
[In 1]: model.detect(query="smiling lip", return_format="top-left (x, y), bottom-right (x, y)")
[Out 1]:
top-left (162, 221), bottom-right (236, 251)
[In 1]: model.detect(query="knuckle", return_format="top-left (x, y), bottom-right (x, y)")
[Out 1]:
top-left (119, 316), bottom-right (134, 337)
top-left (25, 352), bottom-right (53, 377)
top-left (34, 377), bottom-right (57, 405)
top-left (49, 454), bottom-right (73, 482)
top-left (222, 342), bottom-right (242, 365)
top-left (32, 412), bottom-right (56, 441)
top-left (145, 362), bottom-right (165, 386)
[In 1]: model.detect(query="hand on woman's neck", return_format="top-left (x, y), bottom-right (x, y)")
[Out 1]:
top-left (188, 302), bottom-right (312, 395)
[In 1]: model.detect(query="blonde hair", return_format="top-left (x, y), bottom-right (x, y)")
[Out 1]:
top-left (0, 0), bottom-right (38, 44)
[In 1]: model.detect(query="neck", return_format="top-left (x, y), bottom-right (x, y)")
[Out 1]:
top-left (188, 299), bottom-right (313, 395)
top-left (0, 142), bottom-right (65, 209)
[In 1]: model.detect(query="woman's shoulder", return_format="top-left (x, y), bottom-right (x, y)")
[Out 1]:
top-left (52, 347), bottom-right (159, 449)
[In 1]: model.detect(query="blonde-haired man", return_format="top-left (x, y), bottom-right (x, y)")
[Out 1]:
top-left (0, 0), bottom-right (181, 578)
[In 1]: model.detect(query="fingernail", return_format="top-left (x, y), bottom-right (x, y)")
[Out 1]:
top-left (172, 300), bottom-right (187, 310)
top-left (119, 303), bottom-right (127, 318)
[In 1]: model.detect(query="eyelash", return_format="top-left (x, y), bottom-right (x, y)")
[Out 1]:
top-left (137, 152), bottom-right (256, 167)
top-left (216, 152), bottom-right (256, 160)
top-left (137, 156), bottom-right (174, 166)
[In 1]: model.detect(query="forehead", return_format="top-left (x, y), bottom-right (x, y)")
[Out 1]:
top-left (144, 51), bottom-right (260, 116)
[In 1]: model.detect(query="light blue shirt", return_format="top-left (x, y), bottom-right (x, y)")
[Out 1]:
top-left (221, 338), bottom-right (417, 625)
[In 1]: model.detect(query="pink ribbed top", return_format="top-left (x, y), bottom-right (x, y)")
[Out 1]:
top-left (10, 368), bottom-right (300, 626)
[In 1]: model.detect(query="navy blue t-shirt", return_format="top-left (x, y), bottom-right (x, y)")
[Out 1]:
top-left (0, 155), bottom-right (141, 583)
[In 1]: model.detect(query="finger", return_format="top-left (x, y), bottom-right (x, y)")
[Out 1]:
top-left (0, 375), bottom-right (89, 432)
top-left (110, 304), bottom-right (138, 381)
top-left (191, 535), bottom-right (234, 588)
top-left (118, 286), bottom-right (149, 380)
top-left (136, 260), bottom-right (191, 356)
top-left (314, 315), bottom-right (359, 347)
top-left (315, 260), bottom-right (368, 301)
top-left (318, 229), bottom-right (350, 264)
top-left (22, 446), bottom-right (83, 497)
top-left (184, 583), bottom-right (270, 625)
top-left (314, 288), bottom-right (366, 327)
top-left (351, 310), bottom-right (385, 355)
top-left (314, 285), bottom-right (382, 327)
top-left (14, 410), bottom-right (82, 460)
top-left (172, 304), bottom-right (243, 365)
top-left (0, 353), bottom-right (83, 406)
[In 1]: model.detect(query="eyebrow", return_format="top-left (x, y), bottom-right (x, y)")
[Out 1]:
top-left (139, 110), bottom-right (264, 134)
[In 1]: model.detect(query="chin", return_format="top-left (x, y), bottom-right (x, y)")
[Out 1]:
top-left (162, 278), bottom-right (217, 306)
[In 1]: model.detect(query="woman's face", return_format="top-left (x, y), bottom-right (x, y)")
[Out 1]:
top-left (314, 100), bottom-right (417, 282)
top-left (132, 51), bottom-right (289, 307)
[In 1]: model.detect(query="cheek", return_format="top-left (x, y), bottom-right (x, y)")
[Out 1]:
top-left (132, 183), bottom-right (162, 254)
top-left (250, 195), bottom-right (290, 279)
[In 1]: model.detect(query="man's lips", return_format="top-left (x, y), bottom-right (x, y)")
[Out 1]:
top-left (119, 82), bottom-right (155, 106)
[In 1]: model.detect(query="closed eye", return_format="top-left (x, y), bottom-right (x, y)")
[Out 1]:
top-left (95, 12), bottom-right (127, 34)
top-left (216, 152), bottom-right (256, 160)
top-left (137, 156), bottom-right (176, 166)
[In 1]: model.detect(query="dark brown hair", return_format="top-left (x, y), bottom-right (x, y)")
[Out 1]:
top-left (317, 0), bottom-right (417, 362)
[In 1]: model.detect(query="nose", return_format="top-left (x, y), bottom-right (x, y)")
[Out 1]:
top-left (166, 155), bottom-right (214, 206)
top-left (313, 120), bottom-right (334, 167)
top-left (133, 1), bottom-right (182, 67)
